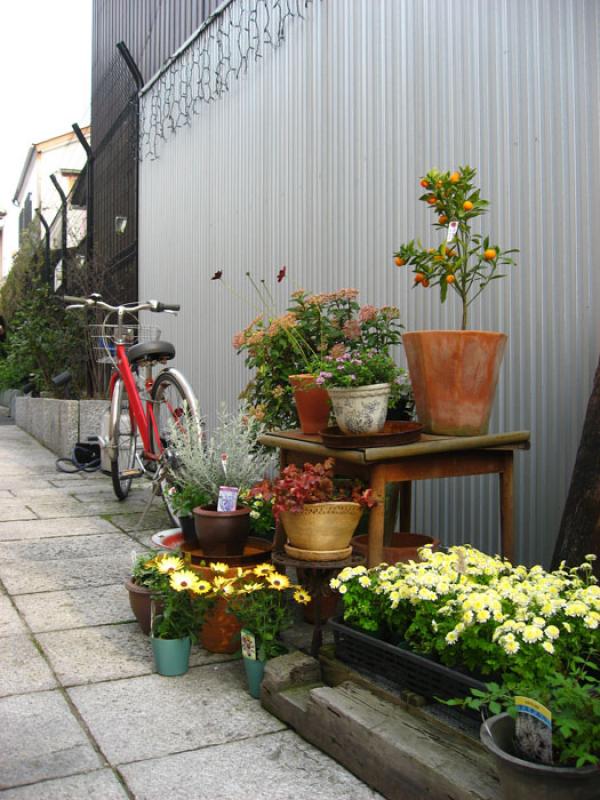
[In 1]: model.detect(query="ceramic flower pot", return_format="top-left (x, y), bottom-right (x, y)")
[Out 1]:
top-left (125, 579), bottom-right (152, 635)
top-left (242, 654), bottom-right (266, 699)
top-left (280, 501), bottom-right (362, 560)
top-left (178, 515), bottom-right (197, 545)
top-left (151, 635), bottom-right (191, 676)
top-left (328, 383), bottom-right (391, 434)
top-left (480, 713), bottom-right (600, 800)
top-left (351, 533), bottom-right (440, 564)
top-left (403, 330), bottom-right (507, 436)
top-left (192, 504), bottom-right (251, 556)
top-left (289, 374), bottom-right (331, 434)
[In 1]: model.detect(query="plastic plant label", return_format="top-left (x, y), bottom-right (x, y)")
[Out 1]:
top-left (241, 629), bottom-right (257, 660)
top-left (446, 220), bottom-right (459, 242)
top-left (217, 486), bottom-right (239, 512)
top-left (514, 695), bottom-right (553, 765)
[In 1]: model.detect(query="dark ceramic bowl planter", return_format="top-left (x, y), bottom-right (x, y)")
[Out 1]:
top-left (192, 504), bottom-right (251, 557)
top-left (178, 515), bottom-right (197, 545)
top-left (480, 713), bottom-right (600, 800)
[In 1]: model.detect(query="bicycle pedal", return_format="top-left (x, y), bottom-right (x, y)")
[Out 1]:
top-left (120, 468), bottom-right (144, 479)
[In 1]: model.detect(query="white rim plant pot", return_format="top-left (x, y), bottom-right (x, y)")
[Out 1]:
top-left (328, 383), bottom-right (391, 434)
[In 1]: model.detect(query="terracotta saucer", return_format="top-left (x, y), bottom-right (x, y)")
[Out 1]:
top-left (284, 543), bottom-right (353, 562)
top-left (319, 421), bottom-right (423, 449)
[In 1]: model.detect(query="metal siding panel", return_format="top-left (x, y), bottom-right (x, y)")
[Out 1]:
top-left (138, 0), bottom-right (600, 566)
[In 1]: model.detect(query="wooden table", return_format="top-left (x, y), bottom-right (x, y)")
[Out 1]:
top-left (259, 430), bottom-right (530, 566)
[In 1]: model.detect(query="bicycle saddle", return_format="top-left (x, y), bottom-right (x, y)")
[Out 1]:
top-left (127, 340), bottom-right (175, 363)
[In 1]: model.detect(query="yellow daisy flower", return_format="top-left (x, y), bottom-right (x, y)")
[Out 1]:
top-left (293, 588), bottom-right (311, 605)
top-left (170, 570), bottom-right (200, 593)
top-left (194, 579), bottom-right (213, 595)
top-left (156, 555), bottom-right (185, 574)
top-left (253, 563), bottom-right (276, 577)
top-left (266, 573), bottom-right (290, 591)
top-left (210, 562), bottom-right (229, 574)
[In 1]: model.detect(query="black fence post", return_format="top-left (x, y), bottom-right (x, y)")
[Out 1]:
top-left (36, 209), bottom-right (51, 286)
top-left (72, 123), bottom-right (93, 265)
top-left (50, 174), bottom-right (68, 290)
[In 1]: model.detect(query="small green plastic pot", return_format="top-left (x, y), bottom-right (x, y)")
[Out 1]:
top-left (243, 654), bottom-right (266, 698)
top-left (151, 635), bottom-right (191, 676)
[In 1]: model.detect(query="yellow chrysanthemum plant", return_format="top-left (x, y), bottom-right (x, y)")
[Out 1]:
top-left (331, 547), bottom-right (600, 766)
top-left (138, 551), bottom-right (219, 641)
top-left (216, 563), bottom-right (311, 661)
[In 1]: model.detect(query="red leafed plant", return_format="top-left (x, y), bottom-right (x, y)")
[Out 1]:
top-left (249, 458), bottom-right (376, 518)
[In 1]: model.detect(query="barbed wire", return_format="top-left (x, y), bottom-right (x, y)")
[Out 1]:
top-left (139, 0), bottom-right (315, 161)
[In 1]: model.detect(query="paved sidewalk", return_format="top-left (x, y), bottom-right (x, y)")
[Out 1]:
top-left (0, 425), bottom-right (380, 799)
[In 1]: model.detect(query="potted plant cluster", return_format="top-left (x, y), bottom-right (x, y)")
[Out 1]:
top-left (166, 405), bottom-right (278, 555)
top-left (126, 549), bottom-right (167, 635)
top-left (216, 562), bottom-right (311, 697)
top-left (250, 458), bottom-right (376, 560)
top-left (225, 277), bottom-right (411, 433)
top-left (165, 483), bottom-right (210, 544)
top-left (394, 166), bottom-right (518, 435)
top-left (329, 548), bottom-right (599, 714)
top-left (149, 554), bottom-right (218, 676)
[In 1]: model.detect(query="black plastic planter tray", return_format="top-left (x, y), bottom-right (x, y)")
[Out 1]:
top-left (330, 617), bottom-right (487, 714)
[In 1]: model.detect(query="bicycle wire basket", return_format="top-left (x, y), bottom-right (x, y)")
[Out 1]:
top-left (88, 322), bottom-right (161, 365)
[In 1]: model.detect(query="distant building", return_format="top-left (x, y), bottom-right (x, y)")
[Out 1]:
top-left (1, 127), bottom-right (91, 279)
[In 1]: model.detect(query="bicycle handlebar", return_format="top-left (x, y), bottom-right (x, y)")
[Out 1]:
top-left (63, 295), bottom-right (180, 313)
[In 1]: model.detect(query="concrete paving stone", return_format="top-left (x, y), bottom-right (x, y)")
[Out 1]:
top-left (119, 728), bottom-right (382, 800)
top-left (0, 691), bottom-right (102, 789)
top-left (127, 530), bottom-right (167, 550)
top-left (0, 769), bottom-right (129, 800)
top-left (0, 517), bottom-right (119, 542)
top-left (0, 481), bottom-right (55, 493)
top-left (69, 661), bottom-right (287, 764)
top-left (14, 584), bottom-right (135, 633)
top-left (0, 595), bottom-right (27, 637)
top-left (0, 634), bottom-right (57, 697)
top-left (0, 553), bottom-right (131, 594)
top-left (107, 508), bottom-right (171, 533)
top-left (0, 507), bottom-right (38, 522)
top-left (36, 623), bottom-right (153, 686)
top-left (0, 532), bottom-right (135, 563)
top-left (0, 492), bottom-right (15, 500)
top-left (23, 499), bottom-right (152, 520)
top-left (37, 623), bottom-right (237, 686)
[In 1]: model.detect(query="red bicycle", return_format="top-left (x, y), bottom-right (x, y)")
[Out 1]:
top-left (65, 293), bottom-right (200, 515)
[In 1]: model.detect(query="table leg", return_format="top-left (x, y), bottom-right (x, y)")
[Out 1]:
top-left (399, 481), bottom-right (412, 532)
top-left (367, 465), bottom-right (387, 567)
top-left (499, 453), bottom-right (515, 563)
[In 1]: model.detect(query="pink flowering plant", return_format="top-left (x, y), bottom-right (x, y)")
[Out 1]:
top-left (229, 280), bottom-right (406, 429)
top-left (312, 347), bottom-right (402, 390)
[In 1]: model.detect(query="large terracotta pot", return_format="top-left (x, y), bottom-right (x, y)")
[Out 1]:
top-left (289, 374), bottom-right (331, 434)
top-left (403, 330), bottom-right (507, 436)
top-left (328, 383), bottom-right (391, 434)
top-left (192, 504), bottom-right (251, 557)
top-left (351, 533), bottom-right (440, 565)
top-left (280, 502), bottom-right (362, 559)
top-left (193, 564), bottom-right (243, 654)
top-left (481, 713), bottom-right (600, 800)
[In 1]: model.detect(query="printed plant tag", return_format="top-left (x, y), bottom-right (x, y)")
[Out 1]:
top-left (446, 220), bottom-right (459, 242)
top-left (217, 486), bottom-right (239, 512)
top-left (241, 629), bottom-right (257, 660)
top-left (514, 695), bottom-right (553, 765)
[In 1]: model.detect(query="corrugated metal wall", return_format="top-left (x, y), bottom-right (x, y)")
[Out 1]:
top-left (138, 0), bottom-right (600, 567)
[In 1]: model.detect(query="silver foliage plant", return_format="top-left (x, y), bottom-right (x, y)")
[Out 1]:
top-left (167, 404), bottom-right (278, 503)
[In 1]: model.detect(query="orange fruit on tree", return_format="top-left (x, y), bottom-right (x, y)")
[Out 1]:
top-left (438, 215), bottom-right (448, 225)
top-left (426, 196), bottom-right (437, 205)
top-left (414, 273), bottom-right (425, 284)
top-left (420, 179), bottom-right (430, 188)
top-left (394, 256), bottom-right (406, 267)
top-left (484, 248), bottom-right (497, 261)
top-left (446, 274), bottom-right (456, 284)
top-left (463, 200), bottom-right (474, 211)
top-left (422, 279), bottom-right (430, 288)
top-left (449, 171), bottom-right (460, 183)
top-left (446, 249), bottom-right (456, 258)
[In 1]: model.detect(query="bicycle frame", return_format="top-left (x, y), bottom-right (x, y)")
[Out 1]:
top-left (109, 342), bottom-right (162, 459)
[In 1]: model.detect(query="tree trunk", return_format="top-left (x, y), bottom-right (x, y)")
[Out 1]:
top-left (551, 353), bottom-right (600, 577)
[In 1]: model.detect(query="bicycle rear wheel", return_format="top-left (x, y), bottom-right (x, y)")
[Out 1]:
top-left (109, 379), bottom-right (139, 500)
top-left (150, 370), bottom-right (201, 525)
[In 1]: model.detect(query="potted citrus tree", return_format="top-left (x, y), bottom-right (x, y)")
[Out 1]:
top-left (394, 166), bottom-right (518, 435)
top-left (250, 458), bottom-right (375, 560)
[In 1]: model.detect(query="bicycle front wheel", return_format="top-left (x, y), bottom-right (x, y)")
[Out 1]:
top-left (150, 370), bottom-right (201, 524)
top-left (109, 379), bottom-right (139, 500)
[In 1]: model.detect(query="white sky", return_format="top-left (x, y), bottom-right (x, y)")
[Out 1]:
top-left (0, 0), bottom-right (92, 211)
